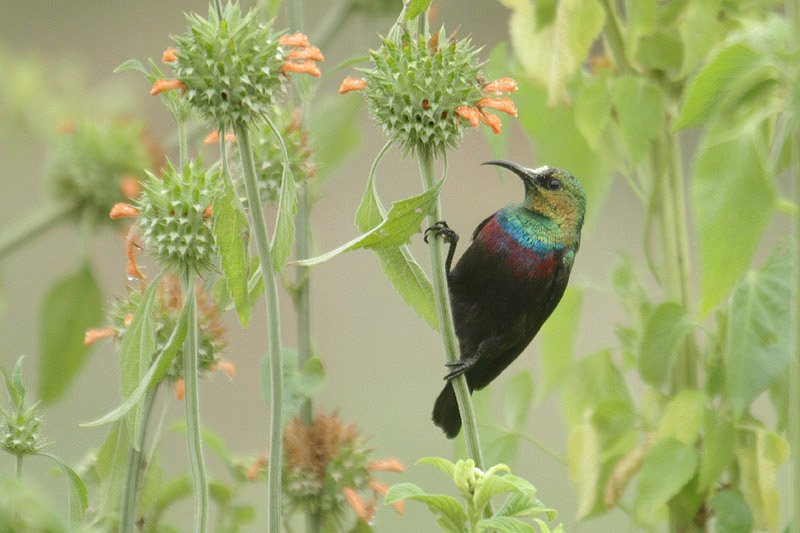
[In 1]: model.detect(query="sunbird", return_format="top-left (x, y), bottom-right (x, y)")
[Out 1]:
top-left (427, 160), bottom-right (586, 438)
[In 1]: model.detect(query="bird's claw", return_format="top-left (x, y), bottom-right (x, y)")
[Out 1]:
top-left (443, 356), bottom-right (477, 381)
top-left (424, 220), bottom-right (458, 244)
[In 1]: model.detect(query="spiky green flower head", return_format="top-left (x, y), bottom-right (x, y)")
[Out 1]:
top-left (230, 105), bottom-right (316, 204)
top-left (45, 118), bottom-right (152, 224)
top-left (170, 2), bottom-right (286, 126)
top-left (111, 276), bottom-right (227, 381)
top-left (135, 159), bottom-right (221, 276)
top-left (360, 27), bottom-right (486, 155)
top-left (1, 406), bottom-right (46, 457)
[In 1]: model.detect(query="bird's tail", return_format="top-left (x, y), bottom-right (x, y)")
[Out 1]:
top-left (432, 382), bottom-right (462, 439)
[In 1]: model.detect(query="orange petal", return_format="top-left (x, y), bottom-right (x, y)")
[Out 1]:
top-left (224, 132), bottom-right (238, 143)
top-left (174, 378), bottom-right (185, 401)
top-left (246, 456), bottom-right (267, 481)
top-left (203, 205), bottom-right (213, 218)
top-left (218, 360), bottom-right (236, 378)
top-left (162, 47), bottom-right (179, 62)
top-left (368, 458), bottom-right (405, 473)
top-left (343, 487), bottom-right (369, 521)
top-left (479, 110), bottom-right (502, 134)
top-left (84, 328), bottom-right (117, 346)
top-left (120, 175), bottom-right (142, 200)
top-left (369, 480), bottom-right (405, 514)
top-left (203, 130), bottom-right (220, 145)
top-left (279, 32), bottom-right (310, 47)
top-left (280, 61), bottom-right (322, 77)
top-left (455, 106), bottom-right (481, 128)
top-left (483, 77), bottom-right (518, 93)
top-left (150, 79), bottom-right (186, 96)
top-left (110, 202), bottom-right (140, 220)
top-left (477, 97), bottom-right (517, 117)
top-left (286, 45), bottom-right (324, 62)
top-left (124, 314), bottom-right (134, 327)
top-left (125, 235), bottom-right (143, 280)
top-left (338, 77), bottom-right (367, 94)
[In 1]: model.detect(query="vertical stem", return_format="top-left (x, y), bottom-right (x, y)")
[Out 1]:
top-left (181, 273), bottom-right (208, 533)
top-left (416, 145), bottom-right (484, 469)
top-left (233, 122), bottom-right (284, 533)
top-left (178, 122), bottom-right (188, 170)
top-left (119, 386), bottom-right (159, 533)
top-left (15, 455), bottom-right (22, 480)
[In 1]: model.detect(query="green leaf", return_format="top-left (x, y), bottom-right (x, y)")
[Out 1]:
top-left (118, 272), bottom-right (163, 444)
top-left (404, 0), bottom-right (433, 21)
top-left (692, 131), bottom-right (776, 316)
top-left (698, 410), bottom-right (735, 492)
top-left (567, 423), bottom-right (600, 519)
top-left (611, 75), bottom-right (665, 167)
top-left (267, 117), bottom-right (297, 274)
top-left (94, 422), bottom-right (129, 519)
top-left (655, 390), bottom-right (705, 444)
top-left (538, 288), bottom-right (581, 401)
top-left (39, 452), bottom-right (88, 524)
top-left (384, 483), bottom-right (467, 533)
top-left (82, 279), bottom-right (188, 434)
top-left (675, 0), bottom-right (725, 79)
top-left (38, 265), bottom-right (103, 403)
top-left (634, 32), bottom-right (683, 75)
top-left (499, 0), bottom-right (605, 105)
top-left (726, 245), bottom-right (793, 416)
top-left (736, 428), bottom-right (788, 531)
top-left (708, 490), bottom-right (753, 533)
top-left (153, 474), bottom-right (193, 513)
top-left (306, 95), bottom-right (362, 184)
top-left (417, 456), bottom-right (456, 477)
top-left (213, 175), bottom-right (251, 327)
top-left (574, 75), bottom-right (612, 149)
top-left (562, 350), bottom-right (632, 427)
top-left (474, 475), bottom-right (520, 513)
top-left (634, 438), bottom-right (698, 523)
top-left (261, 349), bottom-right (325, 426)
top-left (503, 371), bottom-right (532, 430)
top-left (1, 356), bottom-right (25, 412)
top-left (638, 302), bottom-right (693, 389)
top-left (477, 516), bottom-right (535, 533)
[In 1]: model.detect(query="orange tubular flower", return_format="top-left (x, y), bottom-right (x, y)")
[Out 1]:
top-left (174, 378), bottom-right (185, 401)
top-left (369, 480), bottom-right (405, 514)
top-left (483, 77), bottom-right (518, 93)
top-left (203, 130), bottom-right (237, 145)
top-left (286, 45), bottom-right (324, 62)
top-left (367, 458), bottom-right (405, 473)
top-left (125, 233), bottom-right (143, 280)
top-left (110, 202), bottom-right (140, 220)
top-left (246, 456), bottom-right (267, 481)
top-left (217, 360), bottom-right (236, 378)
top-left (123, 314), bottom-right (134, 327)
top-left (279, 32), bottom-right (310, 48)
top-left (479, 110), bottom-right (502, 134)
top-left (338, 77), bottom-right (367, 94)
top-left (343, 487), bottom-right (371, 522)
top-left (455, 106), bottom-right (481, 128)
top-left (84, 328), bottom-right (117, 346)
top-left (477, 97), bottom-right (518, 117)
top-left (162, 47), bottom-right (179, 63)
top-left (280, 60), bottom-right (322, 77)
top-left (150, 79), bottom-right (186, 96)
top-left (203, 205), bottom-right (213, 218)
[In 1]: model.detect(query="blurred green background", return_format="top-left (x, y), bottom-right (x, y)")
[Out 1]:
top-left (0, 0), bottom-right (705, 531)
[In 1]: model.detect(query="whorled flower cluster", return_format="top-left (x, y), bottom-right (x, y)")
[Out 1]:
top-left (153, 2), bottom-right (323, 127)
top-left (339, 27), bottom-right (517, 155)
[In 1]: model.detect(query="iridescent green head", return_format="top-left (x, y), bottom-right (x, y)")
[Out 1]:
top-left (483, 159), bottom-right (586, 240)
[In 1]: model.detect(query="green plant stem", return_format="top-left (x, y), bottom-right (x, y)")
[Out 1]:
top-left (416, 145), bottom-right (485, 469)
top-left (311, 0), bottom-right (354, 50)
top-left (178, 122), bottom-right (188, 169)
top-left (15, 454), bottom-right (22, 480)
top-left (119, 386), bottom-right (158, 533)
top-left (598, 0), bottom-right (633, 73)
top-left (0, 201), bottom-right (78, 260)
top-left (233, 122), bottom-right (284, 533)
top-left (181, 273), bottom-right (208, 533)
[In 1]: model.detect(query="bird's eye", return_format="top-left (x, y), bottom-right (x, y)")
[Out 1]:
top-left (546, 178), bottom-right (562, 191)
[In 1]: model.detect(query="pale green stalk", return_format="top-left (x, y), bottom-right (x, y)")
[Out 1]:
top-left (181, 273), bottom-right (207, 533)
top-left (15, 454), bottom-right (22, 480)
top-left (417, 145), bottom-right (485, 469)
top-left (0, 202), bottom-right (78, 260)
top-left (119, 386), bottom-right (158, 533)
top-left (232, 122), bottom-right (284, 533)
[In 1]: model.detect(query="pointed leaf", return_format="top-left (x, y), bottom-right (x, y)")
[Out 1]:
top-left (495, 492), bottom-right (554, 519)
top-left (417, 456), bottom-right (456, 477)
top-left (0, 357), bottom-right (25, 412)
top-left (634, 438), bottom-right (698, 523)
top-left (611, 75), bottom-right (665, 167)
top-left (385, 483), bottom-right (467, 533)
top-left (213, 176), bottom-right (251, 327)
top-left (736, 428), bottom-right (789, 531)
top-left (477, 516), bottom-right (535, 533)
top-left (404, 0), bottom-right (433, 21)
top-left (261, 349), bottom-right (326, 426)
top-left (727, 245), bottom-right (793, 416)
top-left (567, 423), bottom-right (600, 519)
top-left (39, 265), bottom-right (103, 403)
top-left (698, 410), bottom-right (735, 492)
top-left (655, 390), bottom-right (705, 444)
top-left (268, 119), bottom-right (297, 274)
top-left (708, 489), bottom-right (752, 533)
top-left (638, 302), bottom-right (693, 389)
top-left (39, 452), bottom-right (88, 524)
top-left (94, 422), bottom-right (129, 519)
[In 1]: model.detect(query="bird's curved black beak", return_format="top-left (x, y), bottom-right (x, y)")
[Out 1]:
top-left (482, 159), bottom-right (537, 185)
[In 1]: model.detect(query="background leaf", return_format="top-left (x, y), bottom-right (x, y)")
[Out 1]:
top-left (38, 265), bottom-right (102, 403)
top-left (260, 349), bottom-right (325, 426)
top-left (638, 302), bottom-right (692, 389)
top-left (567, 423), bottom-right (600, 519)
top-left (735, 428), bottom-right (788, 531)
top-left (634, 438), bottom-right (698, 524)
top-left (39, 452), bottom-right (88, 524)
top-left (538, 288), bottom-right (581, 401)
top-left (611, 75), bottom-right (665, 167)
top-left (708, 489), bottom-right (753, 533)
top-left (503, 371), bottom-right (532, 430)
top-left (384, 483), bottom-right (467, 533)
top-left (213, 176), bottom-right (251, 327)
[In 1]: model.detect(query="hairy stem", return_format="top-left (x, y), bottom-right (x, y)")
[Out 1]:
top-left (0, 201), bottom-right (78, 260)
top-left (233, 122), bottom-right (284, 533)
top-left (181, 273), bottom-right (208, 533)
top-left (119, 386), bottom-right (158, 533)
top-left (417, 145), bottom-right (485, 469)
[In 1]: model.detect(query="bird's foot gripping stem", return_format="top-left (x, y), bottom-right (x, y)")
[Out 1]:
top-left (424, 220), bottom-right (459, 274)
top-left (443, 355), bottom-right (478, 381)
